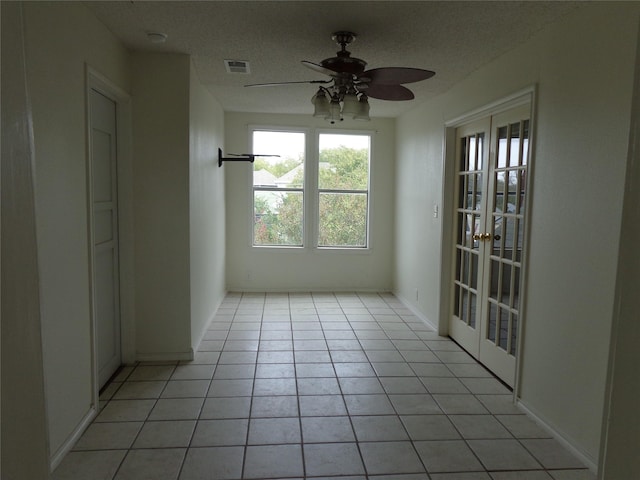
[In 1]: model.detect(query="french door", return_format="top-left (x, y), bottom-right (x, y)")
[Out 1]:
top-left (449, 104), bottom-right (530, 387)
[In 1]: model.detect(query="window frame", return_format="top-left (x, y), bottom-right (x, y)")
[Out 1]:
top-left (315, 130), bottom-right (372, 250)
top-left (248, 125), bottom-right (374, 251)
top-left (250, 127), bottom-right (308, 249)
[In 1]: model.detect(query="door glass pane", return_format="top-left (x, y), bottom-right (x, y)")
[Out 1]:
top-left (497, 127), bottom-right (508, 168)
top-left (455, 248), bottom-right (462, 283)
top-left (488, 302), bottom-right (497, 342)
top-left (454, 285), bottom-right (461, 317)
top-left (469, 292), bottom-right (477, 328)
top-left (498, 308), bottom-right (510, 350)
top-left (510, 313), bottom-right (518, 355)
top-left (494, 172), bottom-right (506, 212)
top-left (470, 253), bottom-right (479, 289)
top-left (464, 214), bottom-right (475, 248)
top-left (518, 170), bottom-right (527, 214)
top-left (492, 216), bottom-right (504, 256)
top-left (507, 171), bottom-right (519, 213)
top-left (489, 260), bottom-right (500, 302)
top-left (512, 266), bottom-right (521, 309)
top-left (456, 213), bottom-right (464, 245)
top-left (501, 264), bottom-right (512, 303)
top-left (473, 173), bottom-right (482, 210)
top-left (509, 122), bottom-right (521, 168)
top-left (462, 251), bottom-right (470, 286)
top-left (460, 137), bottom-right (468, 171)
top-left (468, 136), bottom-right (477, 171)
top-left (463, 174), bottom-right (471, 209)
top-left (461, 289), bottom-right (469, 323)
top-left (504, 217), bottom-right (515, 255)
top-left (521, 120), bottom-right (530, 166)
top-left (476, 133), bottom-right (484, 170)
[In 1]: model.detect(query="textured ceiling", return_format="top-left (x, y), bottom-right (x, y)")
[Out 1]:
top-left (85, 1), bottom-right (580, 118)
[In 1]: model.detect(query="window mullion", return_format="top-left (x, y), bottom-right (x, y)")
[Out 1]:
top-left (308, 131), bottom-right (320, 248)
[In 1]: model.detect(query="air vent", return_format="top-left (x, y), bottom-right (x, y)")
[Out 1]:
top-left (224, 60), bottom-right (251, 74)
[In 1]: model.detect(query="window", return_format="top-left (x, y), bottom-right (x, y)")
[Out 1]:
top-left (252, 130), bottom-right (305, 246)
top-left (317, 133), bottom-right (370, 248)
top-left (251, 128), bottom-right (371, 249)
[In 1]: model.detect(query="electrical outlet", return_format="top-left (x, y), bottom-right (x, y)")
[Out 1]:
top-left (414, 288), bottom-right (419, 301)
top-left (433, 203), bottom-right (439, 218)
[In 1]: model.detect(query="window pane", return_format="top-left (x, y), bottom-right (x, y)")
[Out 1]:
top-left (318, 134), bottom-right (369, 190)
top-left (253, 131), bottom-right (305, 188)
top-left (318, 192), bottom-right (367, 247)
top-left (254, 190), bottom-right (303, 246)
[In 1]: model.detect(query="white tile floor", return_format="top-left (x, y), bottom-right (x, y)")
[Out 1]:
top-left (53, 292), bottom-right (595, 480)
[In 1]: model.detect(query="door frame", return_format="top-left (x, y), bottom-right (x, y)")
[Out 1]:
top-left (438, 86), bottom-right (537, 396)
top-left (85, 65), bottom-right (134, 409)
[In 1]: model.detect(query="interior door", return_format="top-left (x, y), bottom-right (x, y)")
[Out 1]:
top-left (89, 89), bottom-right (121, 388)
top-left (450, 104), bottom-right (531, 387)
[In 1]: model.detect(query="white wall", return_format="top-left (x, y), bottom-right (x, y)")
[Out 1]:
top-left (225, 112), bottom-right (395, 292)
top-left (189, 63), bottom-right (226, 348)
top-left (394, 4), bottom-right (639, 465)
top-left (600, 21), bottom-right (640, 479)
top-left (22, 1), bottom-right (130, 461)
top-left (131, 53), bottom-right (192, 359)
top-left (1, 3), bottom-right (50, 478)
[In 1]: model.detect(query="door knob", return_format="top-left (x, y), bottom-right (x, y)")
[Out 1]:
top-left (473, 233), bottom-right (492, 241)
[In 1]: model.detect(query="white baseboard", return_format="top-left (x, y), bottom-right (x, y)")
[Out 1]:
top-left (192, 292), bottom-right (227, 353)
top-left (516, 399), bottom-right (598, 473)
top-left (136, 350), bottom-right (194, 363)
top-left (393, 291), bottom-right (439, 332)
top-left (49, 406), bottom-right (97, 472)
top-left (226, 286), bottom-right (392, 293)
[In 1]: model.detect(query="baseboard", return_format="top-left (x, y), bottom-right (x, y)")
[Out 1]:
top-left (393, 291), bottom-right (439, 332)
top-left (226, 286), bottom-right (393, 293)
top-left (516, 399), bottom-right (598, 473)
top-left (136, 350), bottom-right (194, 363)
top-left (193, 293), bottom-right (227, 352)
top-left (49, 406), bottom-right (97, 472)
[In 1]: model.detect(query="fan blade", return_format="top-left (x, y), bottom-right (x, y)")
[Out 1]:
top-left (245, 79), bottom-right (331, 87)
top-left (360, 67), bottom-right (435, 85)
top-left (365, 84), bottom-right (415, 101)
top-left (301, 60), bottom-right (339, 76)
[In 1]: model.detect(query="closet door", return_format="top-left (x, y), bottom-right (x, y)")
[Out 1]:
top-left (90, 88), bottom-right (121, 388)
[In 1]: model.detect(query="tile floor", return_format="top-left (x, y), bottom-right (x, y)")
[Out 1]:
top-left (53, 292), bottom-right (595, 480)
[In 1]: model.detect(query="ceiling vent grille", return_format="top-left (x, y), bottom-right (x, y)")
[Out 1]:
top-left (224, 60), bottom-right (250, 74)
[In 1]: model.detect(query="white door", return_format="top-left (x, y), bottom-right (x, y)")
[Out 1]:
top-left (449, 104), bottom-right (531, 387)
top-left (89, 89), bottom-right (121, 388)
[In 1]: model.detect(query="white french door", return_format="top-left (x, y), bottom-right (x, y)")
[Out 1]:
top-left (449, 104), bottom-right (531, 387)
top-left (89, 88), bottom-right (122, 388)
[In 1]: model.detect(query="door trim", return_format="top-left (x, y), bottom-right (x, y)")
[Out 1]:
top-left (85, 65), bottom-right (133, 410)
top-left (438, 85), bottom-right (537, 396)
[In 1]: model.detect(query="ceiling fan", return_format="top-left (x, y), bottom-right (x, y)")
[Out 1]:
top-left (246, 31), bottom-right (435, 123)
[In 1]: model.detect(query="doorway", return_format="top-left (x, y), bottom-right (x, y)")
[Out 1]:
top-left (89, 88), bottom-right (121, 389)
top-left (448, 102), bottom-right (531, 388)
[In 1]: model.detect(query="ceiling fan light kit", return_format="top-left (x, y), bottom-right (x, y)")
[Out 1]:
top-left (247, 31), bottom-right (435, 123)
